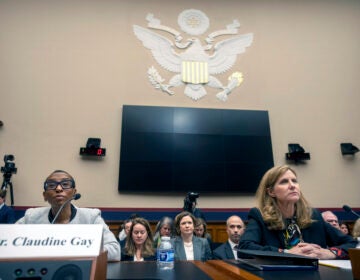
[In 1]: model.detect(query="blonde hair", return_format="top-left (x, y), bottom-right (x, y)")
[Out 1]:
top-left (256, 165), bottom-right (313, 230)
top-left (352, 218), bottom-right (360, 238)
top-left (125, 217), bottom-right (155, 257)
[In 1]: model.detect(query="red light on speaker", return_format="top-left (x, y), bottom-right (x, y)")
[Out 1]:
top-left (79, 147), bottom-right (106, 156)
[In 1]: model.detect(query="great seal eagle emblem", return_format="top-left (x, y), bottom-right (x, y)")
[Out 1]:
top-left (133, 9), bottom-right (253, 101)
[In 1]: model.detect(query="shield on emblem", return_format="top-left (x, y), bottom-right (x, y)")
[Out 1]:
top-left (181, 61), bottom-right (209, 84)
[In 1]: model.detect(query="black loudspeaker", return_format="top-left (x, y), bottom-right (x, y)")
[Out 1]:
top-left (0, 260), bottom-right (92, 279)
top-left (0, 252), bottom-right (107, 280)
top-left (86, 138), bottom-right (101, 149)
top-left (341, 143), bottom-right (359, 155)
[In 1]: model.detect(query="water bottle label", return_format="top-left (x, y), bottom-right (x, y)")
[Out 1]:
top-left (159, 250), bottom-right (174, 262)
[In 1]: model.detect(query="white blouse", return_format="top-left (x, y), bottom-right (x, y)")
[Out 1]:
top-left (183, 241), bottom-right (194, 260)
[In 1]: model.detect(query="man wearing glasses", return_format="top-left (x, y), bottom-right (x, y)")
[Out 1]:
top-left (16, 170), bottom-right (120, 261)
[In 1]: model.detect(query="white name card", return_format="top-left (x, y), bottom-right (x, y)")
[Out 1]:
top-left (0, 224), bottom-right (103, 259)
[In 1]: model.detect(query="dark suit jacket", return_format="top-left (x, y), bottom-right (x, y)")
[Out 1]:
top-left (0, 204), bottom-right (16, 224)
top-left (239, 207), bottom-right (357, 255)
top-left (171, 236), bottom-right (212, 261)
top-left (213, 241), bottom-right (235, 260)
top-left (121, 253), bottom-right (156, 261)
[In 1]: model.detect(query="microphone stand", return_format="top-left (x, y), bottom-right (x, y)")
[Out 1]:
top-left (51, 194), bottom-right (81, 224)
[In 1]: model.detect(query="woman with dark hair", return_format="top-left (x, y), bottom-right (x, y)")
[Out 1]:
top-left (194, 217), bottom-right (212, 247)
top-left (171, 211), bottom-right (212, 261)
top-left (122, 217), bottom-right (156, 261)
top-left (16, 170), bottom-right (120, 261)
top-left (339, 222), bottom-right (351, 236)
top-left (153, 216), bottom-right (175, 248)
top-left (239, 165), bottom-right (357, 259)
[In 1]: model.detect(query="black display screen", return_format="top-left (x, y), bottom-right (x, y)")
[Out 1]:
top-left (118, 105), bottom-right (274, 194)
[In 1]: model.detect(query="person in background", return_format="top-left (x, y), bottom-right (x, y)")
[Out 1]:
top-left (118, 218), bottom-right (133, 250)
top-left (0, 190), bottom-right (15, 224)
top-left (153, 216), bottom-right (175, 248)
top-left (15, 170), bottom-right (120, 261)
top-left (239, 165), bottom-right (357, 259)
top-left (213, 215), bottom-right (245, 260)
top-left (321, 211), bottom-right (341, 230)
top-left (118, 213), bottom-right (139, 242)
top-left (121, 217), bottom-right (156, 261)
top-left (352, 218), bottom-right (360, 248)
top-left (194, 217), bottom-right (212, 247)
top-left (339, 222), bottom-right (351, 236)
top-left (183, 192), bottom-right (206, 221)
top-left (171, 211), bottom-right (212, 261)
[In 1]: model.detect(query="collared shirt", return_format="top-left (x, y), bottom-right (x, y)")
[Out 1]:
top-left (228, 239), bottom-right (239, 260)
top-left (0, 202), bottom-right (4, 210)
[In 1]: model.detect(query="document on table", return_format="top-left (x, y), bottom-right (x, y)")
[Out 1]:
top-left (319, 260), bottom-right (352, 269)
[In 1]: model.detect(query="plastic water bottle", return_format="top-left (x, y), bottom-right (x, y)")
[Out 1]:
top-left (157, 236), bottom-right (174, 270)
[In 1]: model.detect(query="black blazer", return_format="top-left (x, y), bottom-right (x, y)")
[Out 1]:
top-left (213, 241), bottom-right (235, 260)
top-left (121, 253), bottom-right (157, 262)
top-left (239, 207), bottom-right (357, 254)
top-left (0, 204), bottom-right (16, 224)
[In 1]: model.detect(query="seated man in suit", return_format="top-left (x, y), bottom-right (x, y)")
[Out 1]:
top-left (0, 190), bottom-right (16, 224)
top-left (213, 215), bottom-right (245, 260)
top-left (321, 210), bottom-right (341, 230)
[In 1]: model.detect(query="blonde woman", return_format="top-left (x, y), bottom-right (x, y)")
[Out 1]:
top-left (239, 165), bottom-right (357, 259)
top-left (352, 218), bottom-right (360, 248)
top-left (122, 217), bottom-right (156, 261)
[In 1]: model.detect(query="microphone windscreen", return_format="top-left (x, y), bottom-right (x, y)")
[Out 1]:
top-left (74, 193), bottom-right (81, 200)
top-left (343, 205), bottom-right (351, 212)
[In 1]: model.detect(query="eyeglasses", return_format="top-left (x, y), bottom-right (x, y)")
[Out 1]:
top-left (44, 179), bottom-right (75, 190)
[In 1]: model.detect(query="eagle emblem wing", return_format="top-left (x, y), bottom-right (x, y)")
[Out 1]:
top-left (208, 33), bottom-right (253, 75)
top-left (133, 25), bottom-right (181, 73)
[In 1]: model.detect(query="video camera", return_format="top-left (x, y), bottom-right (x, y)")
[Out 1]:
top-left (1, 155), bottom-right (17, 178)
top-left (1, 155), bottom-right (17, 206)
top-left (183, 192), bottom-right (199, 212)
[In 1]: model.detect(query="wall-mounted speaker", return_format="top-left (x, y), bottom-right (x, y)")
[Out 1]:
top-left (0, 252), bottom-right (107, 280)
top-left (340, 143), bottom-right (359, 155)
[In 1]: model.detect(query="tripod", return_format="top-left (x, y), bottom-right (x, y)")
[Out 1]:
top-left (1, 173), bottom-right (14, 206)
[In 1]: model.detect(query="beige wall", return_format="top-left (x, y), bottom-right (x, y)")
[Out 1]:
top-left (0, 0), bottom-right (359, 209)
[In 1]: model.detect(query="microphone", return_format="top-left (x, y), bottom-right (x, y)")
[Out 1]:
top-left (342, 204), bottom-right (360, 219)
top-left (51, 193), bottom-right (81, 224)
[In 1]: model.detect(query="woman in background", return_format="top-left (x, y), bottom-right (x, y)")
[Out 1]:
top-left (194, 217), bottom-right (212, 248)
top-left (352, 218), bottom-right (360, 248)
top-left (153, 216), bottom-right (175, 248)
top-left (239, 165), bottom-right (357, 259)
top-left (171, 211), bottom-right (212, 261)
top-left (122, 217), bottom-right (156, 261)
top-left (339, 222), bottom-right (351, 236)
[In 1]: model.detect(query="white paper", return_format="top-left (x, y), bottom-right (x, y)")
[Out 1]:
top-left (319, 260), bottom-right (352, 270)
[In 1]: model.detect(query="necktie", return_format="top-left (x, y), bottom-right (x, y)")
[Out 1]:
top-left (234, 245), bottom-right (241, 259)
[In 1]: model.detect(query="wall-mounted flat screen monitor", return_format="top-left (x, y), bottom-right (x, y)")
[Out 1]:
top-left (118, 105), bottom-right (274, 194)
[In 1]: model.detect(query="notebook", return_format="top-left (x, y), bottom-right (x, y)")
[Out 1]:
top-left (229, 249), bottom-right (319, 271)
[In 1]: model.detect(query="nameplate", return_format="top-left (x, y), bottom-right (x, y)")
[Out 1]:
top-left (0, 224), bottom-right (103, 259)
